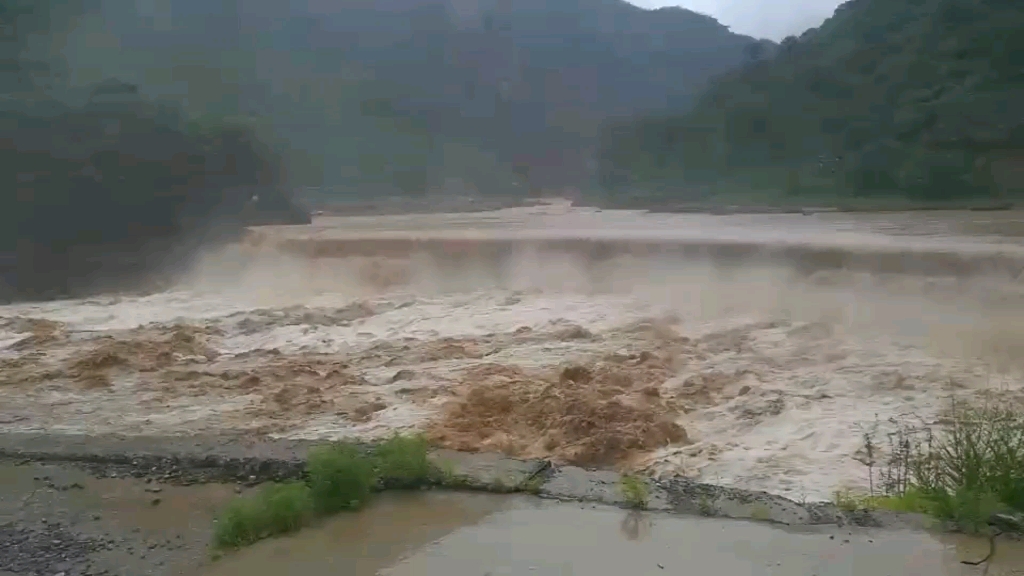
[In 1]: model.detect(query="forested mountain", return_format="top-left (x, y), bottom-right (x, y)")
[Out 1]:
top-left (598, 0), bottom-right (1024, 202)
top-left (20, 0), bottom-right (766, 193)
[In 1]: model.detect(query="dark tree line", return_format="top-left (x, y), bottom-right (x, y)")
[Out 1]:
top-left (1, 2), bottom-right (308, 300)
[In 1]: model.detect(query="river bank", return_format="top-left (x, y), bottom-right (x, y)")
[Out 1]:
top-left (1, 432), bottom-right (1022, 576)
top-left (0, 432), bottom-right (866, 527)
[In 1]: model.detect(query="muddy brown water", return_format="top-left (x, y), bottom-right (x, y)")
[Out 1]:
top-left (211, 502), bottom-right (1024, 576)
top-left (7, 207), bottom-right (1024, 501)
top-left (201, 491), bottom-right (514, 576)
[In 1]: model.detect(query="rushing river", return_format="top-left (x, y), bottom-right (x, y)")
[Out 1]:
top-left (3, 205), bottom-right (1024, 501)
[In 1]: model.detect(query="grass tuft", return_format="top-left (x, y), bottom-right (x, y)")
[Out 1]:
top-left (211, 435), bottom-right (441, 551)
top-left (433, 459), bottom-right (462, 485)
top-left (374, 433), bottom-right (433, 488)
top-left (211, 482), bottom-right (313, 550)
top-left (210, 433), bottom-right (562, 552)
top-left (520, 474), bottom-right (545, 495)
top-left (620, 474), bottom-right (650, 510)
top-left (307, 441), bottom-right (378, 514)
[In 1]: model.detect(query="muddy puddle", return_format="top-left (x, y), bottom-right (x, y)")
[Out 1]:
top-left (3, 463), bottom-right (1024, 576)
top-left (203, 492), bottom-right (516, 576)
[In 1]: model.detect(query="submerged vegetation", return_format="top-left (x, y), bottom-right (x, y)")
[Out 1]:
top-left (845, 402), bottom-right (1024, 533)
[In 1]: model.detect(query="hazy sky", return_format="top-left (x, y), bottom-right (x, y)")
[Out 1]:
top-left (629, 0), bottom-right (846, 40)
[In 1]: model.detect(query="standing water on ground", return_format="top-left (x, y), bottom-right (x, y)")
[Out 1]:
top-left (202, 492), bottom-right (514, 576)
top-left (210, 494), bottom-right (1024, 576)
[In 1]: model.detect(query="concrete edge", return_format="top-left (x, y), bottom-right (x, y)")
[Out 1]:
top-left (0, 432), bottom-right (910, 530)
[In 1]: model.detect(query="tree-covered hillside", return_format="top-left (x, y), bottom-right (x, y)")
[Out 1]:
top-left (598, 0), bottom-right (1024, 202)
top-left (43, 0), bottom-right (766, 193)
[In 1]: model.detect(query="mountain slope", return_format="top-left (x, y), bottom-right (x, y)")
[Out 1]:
top-left (598, 0), bottom-right (1024, 201)
top-left (51, 0), bottom-right (766, 192)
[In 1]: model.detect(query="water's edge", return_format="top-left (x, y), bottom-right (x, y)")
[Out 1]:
top-left (0, 432), bottom-right (924, 532)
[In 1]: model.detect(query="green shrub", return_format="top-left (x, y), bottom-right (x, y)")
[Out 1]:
top-left (261, 482), bottom-right (316, 534)
top-left (619, 474), bottom-right (650, 510)
top-left (210, 434), bottom-right (446, 551)
top-left (374, 433), bottom-right (433, 488)
top-left (211, 482), bottom-right (313, 550)
top-left (307, 442), bottom-right (378, 514)
top-left (856, 403), bottom-right (1024, 532)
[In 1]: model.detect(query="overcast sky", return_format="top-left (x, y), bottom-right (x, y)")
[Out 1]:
top-left (629, 0), bottom-right (846, 40)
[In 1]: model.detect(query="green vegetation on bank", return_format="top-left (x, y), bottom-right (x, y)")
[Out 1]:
top-left (211, 434), bottom-right (512, 551)
top-left (373, 433), bottom-right (434, 489)
top-left (842, 403), bottom-right (1024, 533)
top-left (599, 0), bottom-right (1024, 204)
top-left (212, 482), bottom-right (315, 550)
top-left (619, 474), bottom-right (651, 510)
top-left (305, 442), bottom-right (379, 515)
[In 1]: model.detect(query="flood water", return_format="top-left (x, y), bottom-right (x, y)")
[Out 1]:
top-left (210, 495), bottom-right (1024, 576)
top-left (4, 207), bottom-right (1024, 500)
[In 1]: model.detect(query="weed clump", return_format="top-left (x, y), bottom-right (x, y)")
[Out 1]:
top-left (210, 432), bottom-right (557, 552)
top-left (374, 433), bottom-right (433, 488)
top-left (852, 402), bottom-right (1024, 533)
top-left (210, 434), bottom-right (444, 552)
top-left (620, 474), bottom-right (650, 510)
top-left (307, 441), bottom-right (377, 514)
top-left (212, 482), bottom-right (314, 549)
